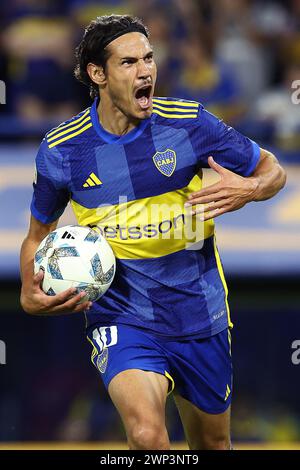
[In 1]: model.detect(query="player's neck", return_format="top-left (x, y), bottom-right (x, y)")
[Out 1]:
top-left (97, 97), bottom-right (140, 136)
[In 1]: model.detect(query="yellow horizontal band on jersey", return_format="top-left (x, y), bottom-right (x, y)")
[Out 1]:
top-left (153, 98), bottom-right (199, 107)
top-left (71, 174), bottom-right (215, 260)
top-left (213, 235), bottom-right (233, 329)
top-left (47, 116), bottom-right (91, 142)
top-left (152, 103), bottom-right (199, 113)
top-left (48, 123), bottom-right (93, 148)
top-left (153, 109), bottom-right (198, 119)
top-left (47, 108), bottom-right (90, 138)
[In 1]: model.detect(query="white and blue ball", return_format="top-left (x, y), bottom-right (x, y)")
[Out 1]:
top-left (34, 225), bottom-right (116, 301)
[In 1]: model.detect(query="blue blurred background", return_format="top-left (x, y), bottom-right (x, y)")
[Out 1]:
top-left (0, 0), bottom-right (300, 447)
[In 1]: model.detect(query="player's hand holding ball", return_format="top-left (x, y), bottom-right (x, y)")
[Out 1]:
top-left (21, 225), bottom-right (115, 315)
top-left (20, 269), bottom-right (91, 315)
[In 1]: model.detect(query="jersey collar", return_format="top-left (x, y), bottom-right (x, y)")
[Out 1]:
top-left (91, 98), bottom-right (151, 144)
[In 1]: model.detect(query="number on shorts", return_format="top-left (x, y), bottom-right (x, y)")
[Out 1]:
top-left (92, 326), bottom-right (118, 353)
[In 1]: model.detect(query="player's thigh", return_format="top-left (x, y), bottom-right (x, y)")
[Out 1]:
top-left (108, 369), bottom-right (169, 434)
top-left (174, 393), bottom-right (231, 450)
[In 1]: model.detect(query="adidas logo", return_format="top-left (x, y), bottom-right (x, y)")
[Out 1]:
top-left (62, 231), bottom-right (75, 239)
top-left (83, 172), bottom-right (102, 188)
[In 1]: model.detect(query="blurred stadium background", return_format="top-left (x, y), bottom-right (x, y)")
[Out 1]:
top-left (0, 0), bottom-right (300, 450)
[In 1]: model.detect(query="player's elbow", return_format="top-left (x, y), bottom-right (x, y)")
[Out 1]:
top-left (263, 149), bottom-right (287, 193)
top-left (278, 163), bottom-right (287, 191)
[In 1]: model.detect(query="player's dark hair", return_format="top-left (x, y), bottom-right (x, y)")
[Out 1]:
top-left (74, 14), bottom-right (149, 100)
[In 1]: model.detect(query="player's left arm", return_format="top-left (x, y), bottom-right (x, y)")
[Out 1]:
top-left (185, 148), bottom-right (286, 221)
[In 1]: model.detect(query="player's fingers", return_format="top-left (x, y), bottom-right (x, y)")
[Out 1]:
top-left (185, 191), bottom-right (227, 206)
top-left (58, 292), bottom-right (89, 310)
top-left (192, 199), bottom-right (231, 215)
top-left (33, 269), bottom-right (44, 286)
top-left (200, 206), bottom-right (229, 221)
top-left (32, 269), bottom-right (46, 294)
top-left (207, 156), bottom-right (229, 175)
top-left (52, 297), bottom-right (92, 314)
top-left (71, 301), bottom-right (92, 313)
top-left (49, 288), bottom-right (83, 307)
top-left (49, 293), bottom-right (86, 312)
top-left (186, 183), bottom-right (222, 202)
top-left (61, 292), bottom-right (92, 311)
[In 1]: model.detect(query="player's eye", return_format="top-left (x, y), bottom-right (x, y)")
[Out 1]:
top-left (122, 59), bottom-right (134, 65)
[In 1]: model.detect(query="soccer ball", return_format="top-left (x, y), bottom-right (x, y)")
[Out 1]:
top-left (34, 225), bottom-right (116, 302)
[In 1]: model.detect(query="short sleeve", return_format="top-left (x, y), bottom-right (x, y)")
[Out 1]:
top-left (195, 107), bottom-right (261, 176)
top-left (30, 139), bottom-right (70, 224)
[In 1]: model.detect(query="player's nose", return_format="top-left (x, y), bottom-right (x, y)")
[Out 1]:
top-left (136, 59), bottom-right (151, 79)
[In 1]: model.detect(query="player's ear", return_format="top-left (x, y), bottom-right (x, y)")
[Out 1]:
top-left (87, 63), bottom-right (107, 88)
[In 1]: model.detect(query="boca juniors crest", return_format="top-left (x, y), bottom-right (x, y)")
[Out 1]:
top-left (97, 347), bottom-right (108, 373)
top-left (152, 149), bottom-right (176, 177)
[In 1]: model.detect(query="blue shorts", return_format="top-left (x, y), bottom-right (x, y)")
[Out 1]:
top-left (86, 324), bottom-right (233, 414)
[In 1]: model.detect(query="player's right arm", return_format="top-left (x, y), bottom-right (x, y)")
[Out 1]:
top-left (20, 215), bottom-right (91, 315)
top-left (20, 136), bottom-right (91, 315)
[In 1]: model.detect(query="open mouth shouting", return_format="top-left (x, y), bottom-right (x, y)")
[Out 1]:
top-left (134, 84), bottom-right (153, 110)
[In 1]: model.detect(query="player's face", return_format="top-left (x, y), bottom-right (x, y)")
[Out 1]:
top-left (104, 32), bottom-right (157, 120)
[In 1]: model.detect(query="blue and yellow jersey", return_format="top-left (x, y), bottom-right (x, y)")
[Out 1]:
top-left (31, 97), bottom-right (260, 338)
